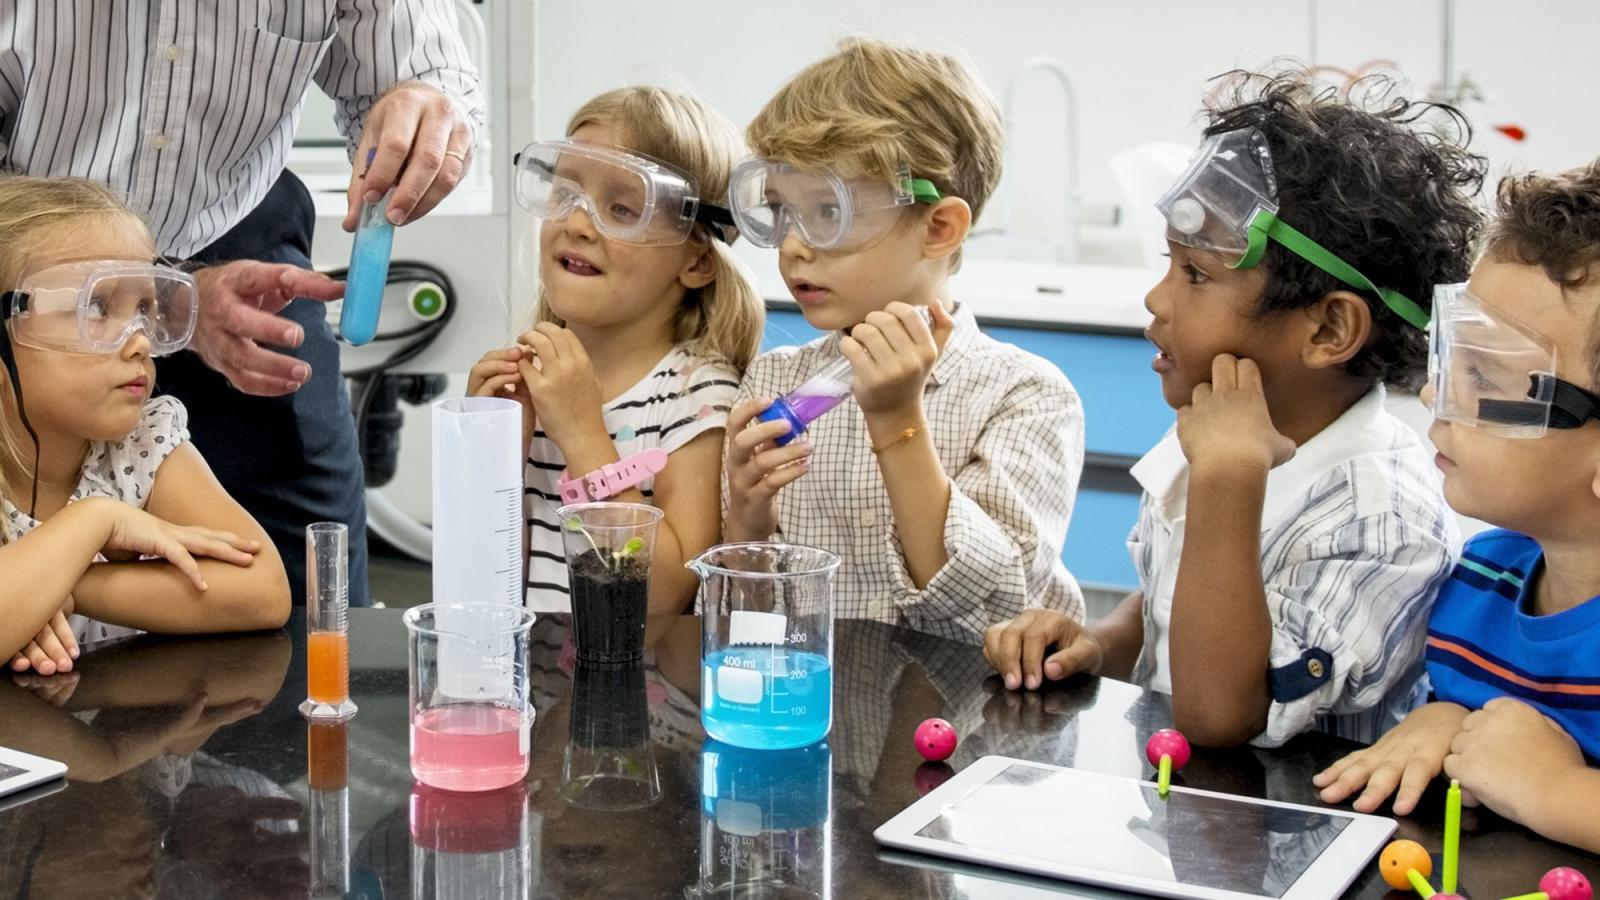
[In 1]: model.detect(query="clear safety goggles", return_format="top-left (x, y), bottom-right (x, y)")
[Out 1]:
top-left (1156, 128), bottom-right (1430, 331)
top-left (726, 158), bottom-right (943, 251)
top-left (512, 139), bottom-right (734, 246)
top-left (1428, 283), bottom-right (1600, 437)
top-left (0, 259), bottom-right (198, 356)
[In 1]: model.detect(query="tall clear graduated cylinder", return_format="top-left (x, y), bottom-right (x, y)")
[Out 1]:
top-left (301, 522), bottom-right (357, 720)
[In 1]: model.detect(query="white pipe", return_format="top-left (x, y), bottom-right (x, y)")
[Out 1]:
top-left (366, 486), bottom-right (433, 562)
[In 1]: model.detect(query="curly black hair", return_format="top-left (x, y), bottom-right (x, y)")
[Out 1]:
top-left (1203, 70), bottom-right (1488, 391)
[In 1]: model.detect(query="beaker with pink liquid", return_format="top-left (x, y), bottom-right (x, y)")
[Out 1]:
top-left (404, 602), bottom-right (536, 792)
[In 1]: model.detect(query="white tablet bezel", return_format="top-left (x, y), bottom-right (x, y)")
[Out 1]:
top-left (874, 755), bottom-right (1395, 900)
top-left (0, 746), bottom-right (67, 799)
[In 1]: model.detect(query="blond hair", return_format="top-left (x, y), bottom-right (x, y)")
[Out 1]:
top-left (532, 87), bottom-right (764, 371)
top-left (746, 36), bottom-right (1004, 269)
top-left (0, 176), bottom-right (148, 541)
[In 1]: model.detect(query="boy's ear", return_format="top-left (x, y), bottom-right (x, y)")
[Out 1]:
top-left (922, 197), bottom-right (972, 262)
top-left (677, 243), bottom-right (717, 291)
top-left (1300, 290), bottom-right (1374, 370)
top-left (1590, 446), bottom-right (1600, 503)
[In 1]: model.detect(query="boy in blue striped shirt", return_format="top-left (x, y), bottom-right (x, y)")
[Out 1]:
top-left (985, 72), bottom-right (1484, 747)
top-left (1316, 162), bottom-right (1600, 854)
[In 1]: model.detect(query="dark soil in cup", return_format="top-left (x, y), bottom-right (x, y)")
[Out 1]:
top-left (568, 550), bottom-right (649, 665)
top-left (570, 664), bottom-right (650, 748)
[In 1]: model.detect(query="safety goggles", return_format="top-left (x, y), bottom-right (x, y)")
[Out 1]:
top-left (726, 158), bottom-right (943, 251)
top-left (0, 259), bottom-right (198, 356)
top-left (1156, 128), bottom-right (1430, 331)
top-left (1428, 283), bottom-right (1600, 437)
top-left (512, 139), bottom-right (734, 246)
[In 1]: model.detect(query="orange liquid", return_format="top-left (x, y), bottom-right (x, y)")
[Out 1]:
top-left (307, 630), bottom-right (349, 703)
top-left (307, 722), bottom-right (349, 790)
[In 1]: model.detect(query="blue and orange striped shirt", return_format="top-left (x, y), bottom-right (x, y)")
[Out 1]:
top-left (1425, 529), bottom-right (1600, 761)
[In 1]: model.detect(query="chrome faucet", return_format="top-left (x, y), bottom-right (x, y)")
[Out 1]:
top-left (999, 55), bottom-right (1082, 262)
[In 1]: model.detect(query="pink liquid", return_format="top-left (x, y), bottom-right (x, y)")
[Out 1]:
top-left (410, 704), bottom-right (529, 792)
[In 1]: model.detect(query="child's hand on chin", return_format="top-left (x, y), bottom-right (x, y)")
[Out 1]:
top-left (1176, 354), bottom-right (1296, 477)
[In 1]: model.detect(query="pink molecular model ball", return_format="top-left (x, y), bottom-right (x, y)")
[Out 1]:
top-left (1145, 729), bottom-right (1192, 771)
top-left (915, 718), bottom-right (958, 762)
top-left (1541, 868), bottom-right (1594, 900)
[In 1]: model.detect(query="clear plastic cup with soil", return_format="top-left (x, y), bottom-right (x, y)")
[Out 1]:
top-left (557, 502), bottom-right (663, 667)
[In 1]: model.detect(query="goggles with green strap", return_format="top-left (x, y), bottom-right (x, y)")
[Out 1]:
top-left (727, 158), bottom-right (942, 252)
top-left (1156, 128), bottom-right (1429, 331)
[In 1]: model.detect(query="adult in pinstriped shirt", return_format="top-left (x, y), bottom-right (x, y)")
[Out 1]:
top-left (986, 72), bottom-right (1485, 749)
top-left (0, 1), bottom-right (486, 604)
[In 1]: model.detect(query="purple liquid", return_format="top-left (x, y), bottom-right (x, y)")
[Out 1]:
top-left (784, 391), bottom-right (848, 422)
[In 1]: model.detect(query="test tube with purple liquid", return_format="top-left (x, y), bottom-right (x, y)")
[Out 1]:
top-left (756, 356), bottom-right (854, 446)
top-left (755, 307), bottom-right (932, 446)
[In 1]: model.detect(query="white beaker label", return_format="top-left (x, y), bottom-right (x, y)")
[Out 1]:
top-left (729, 610), bottom-right (786, 645)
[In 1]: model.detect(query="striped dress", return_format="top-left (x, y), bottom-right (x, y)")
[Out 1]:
top-left (1426, 529), bottom-right (1600, 761)
top-left (523, 346), bottom-right (738, 611)
top-left (1127, 387), bottom-right (1459, 747)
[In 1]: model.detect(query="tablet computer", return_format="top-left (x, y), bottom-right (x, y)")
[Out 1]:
top-left (0, 746), bottom-right (67, 800)
top-left (874, 756), bottom-right (1394, 900)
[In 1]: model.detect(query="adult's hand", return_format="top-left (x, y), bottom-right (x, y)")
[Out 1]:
top-left (344, 80), bottom-right (474, 231)
top-left (191, 261), bottom-right (345, 396)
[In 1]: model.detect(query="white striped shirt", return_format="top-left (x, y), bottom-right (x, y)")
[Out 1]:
top-left (0, 0), bottom-right (485, 257)
top-left (732, 304), bottom-right (1087, 642)
top-left (524, 346), bottom-right (739, 611)
top-left (1127, 387), bottom-right (1459, 747)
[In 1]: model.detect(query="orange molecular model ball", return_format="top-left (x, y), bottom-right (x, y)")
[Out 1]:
top-left (1379, 840), bottom-right (1433, 891)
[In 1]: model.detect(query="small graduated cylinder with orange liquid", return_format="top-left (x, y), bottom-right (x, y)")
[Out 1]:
top-left (301, 523), bottom-right (358, 720)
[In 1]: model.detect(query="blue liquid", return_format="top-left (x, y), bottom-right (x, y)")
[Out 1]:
top-left (702, 648), bottom-right (831, 749)
top-left (340, 201), bottom-right (394, 346)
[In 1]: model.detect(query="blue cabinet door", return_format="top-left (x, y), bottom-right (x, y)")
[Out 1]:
top-left (760, 308), bottom-right (1153, 589)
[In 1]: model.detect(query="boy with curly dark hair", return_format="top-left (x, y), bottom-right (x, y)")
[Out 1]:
top-left (985, 71), bottom-right (1487, 748)
top-left (1317, 161), bottom-right (1600, 854)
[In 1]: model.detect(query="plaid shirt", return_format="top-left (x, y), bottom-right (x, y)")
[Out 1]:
top-left (1128, 387), bottom-right (1458, 747)
top-left (731, 304), bottom-right (1086, 642)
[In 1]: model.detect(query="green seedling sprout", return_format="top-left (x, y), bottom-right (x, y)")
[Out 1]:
top-left (611, 536), bottom-right (644, 568)
top-left (564, 518), bottom-right (645, 572)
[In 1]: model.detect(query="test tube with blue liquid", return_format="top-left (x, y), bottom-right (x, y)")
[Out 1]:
top-left (340, 148), bottom-right (393, 346)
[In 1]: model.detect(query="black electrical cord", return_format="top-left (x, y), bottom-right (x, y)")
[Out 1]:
top-left (330, 261), bottom-right (458, 475)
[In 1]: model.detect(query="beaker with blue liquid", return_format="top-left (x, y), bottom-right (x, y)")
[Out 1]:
top-left (690, 543), bottom-right (839, 750)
